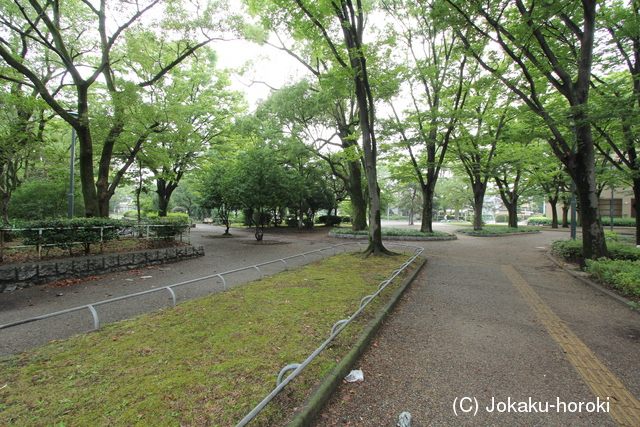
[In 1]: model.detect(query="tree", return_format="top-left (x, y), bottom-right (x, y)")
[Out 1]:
top-left (590, 0), bottom-right (640, 243)
top-left (379, 0), bottom-right (468, 233)
top-left (0, 64), bottom-right (53, 224)
top-left (233, 145), bottom-right (299, 240)
top-left (138, 54), bottom-right (245, 217)
top-left (441, 0), bottom-right (608, 259)
top-left (0, 0), bottom-right (235, 217)
top-left (451, 76), bottom-right (512, 230)
top-left (397, 182), bottom-right (422, 225)
top-left (197, 158), bottom-right (241, 235)
top-left (248, 0), bottom-right (390, 255)
top-left (491, 116), bottom-right (549, 228)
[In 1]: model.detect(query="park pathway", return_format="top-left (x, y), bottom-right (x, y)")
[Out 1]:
top-left (312, 228), bottom-right (640, 426)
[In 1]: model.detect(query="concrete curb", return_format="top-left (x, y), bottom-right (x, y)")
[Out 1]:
top-left (285, 256), bottom-right (428, 427)
top-left (546, 250), bottom-right (640, 314)
top-left (328, 232), bottom-right (457, 241)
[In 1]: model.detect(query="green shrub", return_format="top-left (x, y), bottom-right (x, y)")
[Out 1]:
top-left (527, 216), bottom-right (553, 226)
top-left (456, 226), bottom-right (539, 235)
top-left (122, 210), bottom-right (138, 219)
top-left (585, 258), bottom-right (640, 297)
top-left (317, 215), bottom-right (343, 226)
top-left (148, 217), bottom-right (191, 240)
top-left (494, 214), bottom-right (522, 223)
top-left (18, 218), bottom-right (125, 255)
top-left (608, 242), bottom-right (640, 261)
top-left (600, 217), bottom-right (636, 227)
top-left (551, 239), bottom-right (584, 261)
top-left (552, 237), bottom-right (640, 262)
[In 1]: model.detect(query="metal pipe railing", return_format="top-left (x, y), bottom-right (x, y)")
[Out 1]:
top-left (235, 243), bottom-right (424, 426)
top-left (0, 242), bottom-right (367, 332)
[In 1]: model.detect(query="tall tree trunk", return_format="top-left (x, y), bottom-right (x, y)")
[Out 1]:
top-left (156, 178), bottom-right (178, 217)
top-left (348, 159), bottom-right (367, 231)
top-left (570, 124), bottom-right (608, 260)
top-left (76, 120), bottom-right (99, 218)
top-left (473, 193), bottom-right (484, 231)
top-left (421, 193), bottom-right (435, 233)
top-left (507, 200), bottom-right (518, 228)
top-left (548, 195), bottom-right (559, 229)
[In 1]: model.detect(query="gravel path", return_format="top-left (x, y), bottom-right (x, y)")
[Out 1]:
top-left (311, 227), bottom-right (640, 426)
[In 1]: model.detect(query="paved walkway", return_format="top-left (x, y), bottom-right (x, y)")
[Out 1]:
top-left (1, 222), bottom-right (639, 426)
top-left (0, 224), bottom-right (342, 356)
top-left (313, 225), bottom-right (640, 426)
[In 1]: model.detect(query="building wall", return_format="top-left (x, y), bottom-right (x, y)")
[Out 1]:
top-left (544, 186), bottom-right (636, 218)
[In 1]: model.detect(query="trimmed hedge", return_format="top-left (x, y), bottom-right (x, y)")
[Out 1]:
top-left (13, 217), bottom-right (190, 255)
top-left (494, 214), bottom-right (522, 223)
top-left (147, 217), bottom-right (191, 240)
top-left (529, 216), bottom-right (637, 227)
top-left (456, 226), bottom-right (539, 235)
top-left (18, 218), bottom-right (124, 255)
top-left (551, 236), bottom-right (640, 263)
top-left (527, 216), bottom-right (553, 226)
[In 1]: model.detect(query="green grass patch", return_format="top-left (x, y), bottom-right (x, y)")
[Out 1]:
top-left (331, 227), bottom-right (454, 238)
top-left (0, 252), bottom-right (415, 426)
top-left (455, 226), bottom-right (540, 235)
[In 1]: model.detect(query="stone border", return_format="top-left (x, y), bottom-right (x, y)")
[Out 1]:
top-left (0, 245), bottom-right (205, 292)
top-left (455, 230), bottom-right (541, 237)
top-left (285, 256), bottom-right (428, 427)
top-left (328, 232), bottom-right (457, 241)
top-left (546, 250), bottom-right (640, 314)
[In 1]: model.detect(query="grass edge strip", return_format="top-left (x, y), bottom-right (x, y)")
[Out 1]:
top-left (284, 255), bottom-right (428, 427)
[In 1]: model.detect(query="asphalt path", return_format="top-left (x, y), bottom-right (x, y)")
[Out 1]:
top-left (0, 223), bottom-right (345, 357)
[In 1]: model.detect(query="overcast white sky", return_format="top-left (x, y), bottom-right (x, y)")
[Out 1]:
top-left (212, 38), bottom-right (309, 109)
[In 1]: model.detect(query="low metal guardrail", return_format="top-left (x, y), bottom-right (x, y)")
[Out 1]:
top-left (0, 241), bottom-right (424, 426)
top-left (236, 243), bottom-right (424, 426)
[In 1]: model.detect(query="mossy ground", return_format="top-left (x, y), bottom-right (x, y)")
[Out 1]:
top-left (0, 252), bottom-right (414, 426)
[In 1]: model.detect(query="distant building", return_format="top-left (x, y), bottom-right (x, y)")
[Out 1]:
top-left (543, 186), bottom-right (636, 219)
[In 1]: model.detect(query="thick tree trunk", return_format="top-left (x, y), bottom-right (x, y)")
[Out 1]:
top-left (507, 201), bottom-right (518, 228)
top-left (548, 197), bottom-right (559, 229)
top-left (561, 201), bottom-right (570, 228)
top-left (570, 124), bottom-right (608, 260)
top-left (420, 183), bottom-right (435, 233)
top-left (498, 192), bottom-right (519, 228)
top-left (471, 181), bottom-right (487, 231)
top-left (0, 193), bottom-right (9, 226)
top-left (156, 178), bottom-right (178, 217)
top-left (473, 193), bottom-right (484, 231)
top-left (348, 160), bottom-right (367, 230)
top-left (76, 123), bottom-right (99, 218)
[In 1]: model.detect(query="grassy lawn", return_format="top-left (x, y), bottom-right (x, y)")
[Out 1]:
top-left (455, 225), bottom-right (540, 235)
top-left (0, 252), bottom-right (415, 426)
